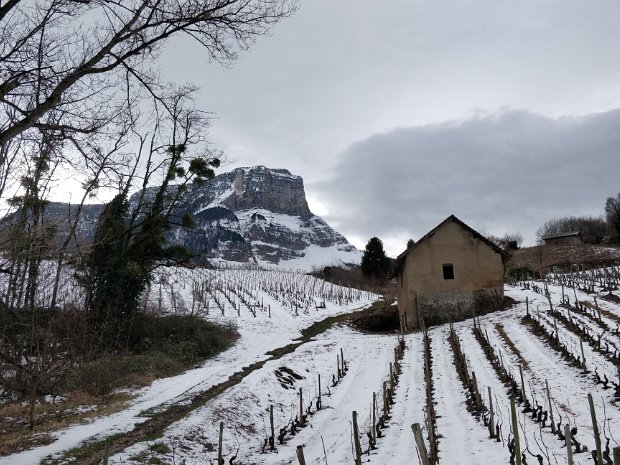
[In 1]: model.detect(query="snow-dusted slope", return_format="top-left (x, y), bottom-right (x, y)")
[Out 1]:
top-left (170, 166), bottom-right (361, 270)
top-left (40, 166), bottom-right (361, 271)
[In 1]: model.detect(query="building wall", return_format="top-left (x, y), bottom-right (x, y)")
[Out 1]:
top-left (397, 221), bottom-right (504, 329)
top-left (543, 235), bottom-right (582, 246)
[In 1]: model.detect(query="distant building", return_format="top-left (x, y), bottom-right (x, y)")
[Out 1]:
top-left (541, 231), bottom-right (582, 246)
top-left (390, 215), bottom-right (509, 330)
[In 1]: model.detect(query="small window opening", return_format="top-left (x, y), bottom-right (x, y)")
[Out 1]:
top-left (443, 264), bottom-right (454, 280)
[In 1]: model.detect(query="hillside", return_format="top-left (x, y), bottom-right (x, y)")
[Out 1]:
top-left (507, 243), bottom-right (620, 272)
top-left (3, 266), bottom-right (620, 465)
top-left (36, 166), bottom-right (362, 271)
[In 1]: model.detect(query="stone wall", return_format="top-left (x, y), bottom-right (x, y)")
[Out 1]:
top-left (418, 287), bottom-right (504, 327)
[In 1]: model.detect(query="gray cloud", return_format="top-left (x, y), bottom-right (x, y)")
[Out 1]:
top-left (312, 109), bottom-right (620, 255)
top-left (154, 1), bottom-right (620, 254)
top-left (160, 0), bottom-right (620, 184)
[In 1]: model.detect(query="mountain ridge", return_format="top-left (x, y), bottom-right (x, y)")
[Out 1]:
top-left (44, 166), bottom-right (361, 271)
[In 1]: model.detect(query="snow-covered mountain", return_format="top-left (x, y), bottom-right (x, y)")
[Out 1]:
top-left (43, 166), bottom-right (361, 271)
top-left (168, 166), bottom-right (361, 270)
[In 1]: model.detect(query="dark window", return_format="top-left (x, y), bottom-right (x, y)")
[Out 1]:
top-left (443, 264), bottom-right (454, 280)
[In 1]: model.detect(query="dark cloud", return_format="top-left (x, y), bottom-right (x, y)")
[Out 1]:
top-left (312, 109), bottom-right (620, 255)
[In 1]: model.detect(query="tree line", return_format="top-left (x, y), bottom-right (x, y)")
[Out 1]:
top-left (536, 193), bottom-right (620, 245)
top-left (0, 0), bottom-right (295, 430)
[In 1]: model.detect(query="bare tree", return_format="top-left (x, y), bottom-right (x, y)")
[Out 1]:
top-left (605, 193), bottom-right (620, 243)
top-left (0, 0), bottom-right (296, 199)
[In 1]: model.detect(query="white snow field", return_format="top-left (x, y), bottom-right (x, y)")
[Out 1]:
top-left (3, 267), bottom-right (620, 465)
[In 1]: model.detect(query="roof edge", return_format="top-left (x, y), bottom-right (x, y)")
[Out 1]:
top-left (389, 215), bottom-right (510, 279)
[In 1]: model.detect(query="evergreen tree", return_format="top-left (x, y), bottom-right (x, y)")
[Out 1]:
top-left (361, 237), bottom-right (390, 281)
top-left (85, 193), bottom-right (133, 324)
top-left (406, 238), bottom-right (416, 249)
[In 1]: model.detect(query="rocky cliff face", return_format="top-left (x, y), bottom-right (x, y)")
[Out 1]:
top-left (171, 166), bottom-right (360, 269)
top-left (41, 166), bottom-right (361, 270)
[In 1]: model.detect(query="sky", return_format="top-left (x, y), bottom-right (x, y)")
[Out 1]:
top-left (158, 0), bottom-right (620, 256)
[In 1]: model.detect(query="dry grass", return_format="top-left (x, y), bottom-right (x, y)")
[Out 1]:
top-left (508, 243), bottom-right (620, 273)
top-left (0, 392), bottom-right (134, 457)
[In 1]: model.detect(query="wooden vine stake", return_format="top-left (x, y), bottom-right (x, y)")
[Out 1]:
top-left (545, 379), bottom-right (555, 433)
top-left (218, 421), bottom-right (224, 465)
top-left (102, 439), bottom-right (110, 465)
top-left (519, 365), bottom-right (527, 403)
top-left (579, 338), bottom-right (587, 370)
top-left (526, 296), bottom-right (529, 317)
top-left (318, 374), bottom-right (322, 410)
top-left (411, 423), bottom-right (431, 465)
top-left (487, 386), bottom-right (494, 438)
top-left (588, 393), bottom-right (603, 465)
top-left (296, 445), bottom-right (307, 465)
top-left (372, 392), bottom-right (377, 443)
top-left (510, 397), bottom-right (522, 465)
top-left (564, 424), bottom-right (574, 465)
top-left (269, 405), bottom-right (275, 450)
top-left (352, 411), bottom-right (362, 465)
top-left (382, 381), bottom-right (388, 419)
top-left (299, 388), bottom-right (304, 426)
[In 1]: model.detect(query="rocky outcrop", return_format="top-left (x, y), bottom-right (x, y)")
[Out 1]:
top-left (34, 166), bottom-right (361, 270)
top-left (172, 166), bottom-right (359, 268)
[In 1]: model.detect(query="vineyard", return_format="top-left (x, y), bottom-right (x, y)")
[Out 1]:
top-left (3, 266), bottom-right (620, 465)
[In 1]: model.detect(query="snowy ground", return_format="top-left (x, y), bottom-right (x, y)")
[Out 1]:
top-left (3, 269), bottom-right (620, 465)
top-left (0, 269), bottom-right (377, 465)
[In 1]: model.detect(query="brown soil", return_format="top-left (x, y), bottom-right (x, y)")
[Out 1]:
top-left (494, 322), bottom-right (529, 370)
top-left (350, 303), bottom-right (400, 333)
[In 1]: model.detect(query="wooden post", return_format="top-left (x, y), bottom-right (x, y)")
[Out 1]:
top-left (352, 411), bottom-right (362, 465)
top-left (296, 445), bottom-right (307, 465)
top-left (510, 397), bottom-right (522, 465)
top-left (545, 379), bottom-right (555, 433)
top-left (564, 424), bottom-right (574, 465)
top-left (337, 354), bottom-right (341, 379)
top-left (553, 317), bottom-right (560, 344)
top-left (519, 365), bottom-right (527, 403)
top-left (102, 440), bottom-right (110, 465)
top-left (588, 393), bottom-right (603, 465)
top-left (218, 421), bottom-right (224, 465)
top-left (389, 362), bottom-right (394, 388)
top-left (613, 446), bottom-right (620, 465)
top-left (573, 286), bottom-right (579, 308)
top-left (372, 392), bottom-right (377, 442)
top-left (269, 405), bottom-right (275, 449)
top-left (579, 338), bottom-right (587, 370)
top-left (382, 381), bottom-right (388, 418)
top-left (411, 423), bottom-right (431, 465)
top-left (299, 388), bottom-right (304, 426)
top-left (340, 347), bottom-right (345, 373)
top-left (488, 386), bottom-right (494, 438)
top-left (268, 304), bottom-right (271, 318)
top-left (318, 374), bottom-right (322, 410)
top-left (472, 371), bottom-right (482, 411)
top-left (526, 296), bottom-right (529, 317)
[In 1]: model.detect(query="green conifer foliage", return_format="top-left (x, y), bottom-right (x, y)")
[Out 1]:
top-left (361, 237), bottom-right (390, 281)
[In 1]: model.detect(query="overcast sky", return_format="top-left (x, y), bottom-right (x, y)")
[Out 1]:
top-left (159, 0), bottom-right (620, 256)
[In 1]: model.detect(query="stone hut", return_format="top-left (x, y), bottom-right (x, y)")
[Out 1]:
top-left (541, 231), bottom-right (582, 246)
top-left (390, 215), bottom-right (509, 330)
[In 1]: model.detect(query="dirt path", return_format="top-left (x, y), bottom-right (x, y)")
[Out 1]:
top-left (7, 306), bottom-right (375, 465)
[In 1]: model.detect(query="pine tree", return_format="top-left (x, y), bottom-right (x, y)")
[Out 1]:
top-left (361, 237), bottom-right (390, 281)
